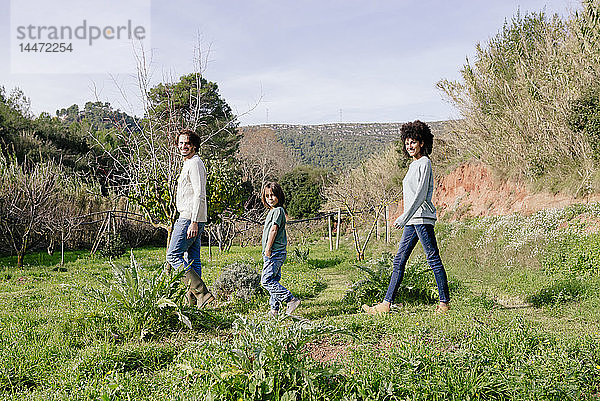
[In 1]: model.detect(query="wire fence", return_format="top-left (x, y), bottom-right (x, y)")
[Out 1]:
top-left (65, 203), bottom-right (397, 255)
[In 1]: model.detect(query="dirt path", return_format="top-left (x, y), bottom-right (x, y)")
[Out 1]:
top-left (301, 266), bottom-right (353, 318)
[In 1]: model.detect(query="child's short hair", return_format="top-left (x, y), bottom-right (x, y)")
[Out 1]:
top-left (400, 120), bottom-right (433, 157)
top-left (261, 182), bottom-right (285, 208)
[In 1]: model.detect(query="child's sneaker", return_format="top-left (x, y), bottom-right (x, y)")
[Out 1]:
top-left (286, 298), bottom-right (301, 315)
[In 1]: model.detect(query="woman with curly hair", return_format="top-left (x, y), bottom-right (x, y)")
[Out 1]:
top-left (362, 120), bottom-right (450, 314)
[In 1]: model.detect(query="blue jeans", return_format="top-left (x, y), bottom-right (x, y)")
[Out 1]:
top-left (261, 251), bottom-right (293, 311)
top-left (384, 224), bottom-right (450, 303)
top-left (166, 218), bottom-right (205, 277)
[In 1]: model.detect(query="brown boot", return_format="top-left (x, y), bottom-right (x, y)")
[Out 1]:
top-left (436, 302), bottom-right (450, 314)
top-left (361, 301), bottom-right (391, 315)
top-left (183, 269), bottom-right (215, 308)
top-left (196, 292), bottom-right (216, 309)
top-left (183, 270), bottom-right (198, 306)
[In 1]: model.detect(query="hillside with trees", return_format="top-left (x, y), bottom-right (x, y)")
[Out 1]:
top-left (242, 121), bottom-right (453, 172)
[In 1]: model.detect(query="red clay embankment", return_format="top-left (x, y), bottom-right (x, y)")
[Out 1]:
top-left (393, 162), bottom-right (600, 220)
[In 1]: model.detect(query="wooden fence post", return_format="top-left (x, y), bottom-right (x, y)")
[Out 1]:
top-left (328, 214), bottom-right (333, 251)
top-left (336, 209), bottom-right (341, 250)
top-left (385, 206), bottom-right (390, 244)
top-left (375, 207), bottom-right (379, 240)
top-left (60, 228), bottom-right (65, 267)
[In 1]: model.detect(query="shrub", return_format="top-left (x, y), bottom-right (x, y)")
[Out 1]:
top-left (213, 261), bottom-right (264, 302)
top-left (567, 85), bottom-right (600, 162)
top-left (99, 233), bottom-right (127, 259)
top-left (280, 165), bottom-right (328, 218)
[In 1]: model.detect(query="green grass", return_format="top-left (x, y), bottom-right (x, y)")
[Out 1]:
top-left (1, 206), bottom-right (600, 399)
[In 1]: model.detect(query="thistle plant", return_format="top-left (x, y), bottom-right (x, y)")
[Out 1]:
top-left (344, 253), bottom-right (438, 306)
top-left (209, 316), bottom-right (350, 400)
top-left (96, 250), bottom-right (191, 339)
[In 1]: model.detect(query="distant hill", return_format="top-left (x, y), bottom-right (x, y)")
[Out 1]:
top-left (241, 121), bottom-right (455, 171)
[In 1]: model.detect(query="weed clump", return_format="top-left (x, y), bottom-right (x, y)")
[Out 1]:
top-left (292, 245), bottom-right (310, 262)
top-left (176, 316), bottom-right (349, 400)
top-left (344, 253), bottom-right (438, 307)
top-left (72, 343), bottom-right (176, 378)
top-left (527, 279), bottom-right (587, 306)
top-left (99, 233), bottom-right (128, 259)
top-left (94, 251), bottom-right (191, 339)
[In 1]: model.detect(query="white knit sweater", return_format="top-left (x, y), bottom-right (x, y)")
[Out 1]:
top-left (176, 155), bottom-right (207, 222)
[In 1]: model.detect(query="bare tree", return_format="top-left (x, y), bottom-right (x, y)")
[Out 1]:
top-left (0, 150), bottom-right (60, 268)
top-left (47, 177), bottom-right (100, 266)
top-left (237, 127), bottom-right (297, 195)
top-left (324, 145), bottom-right (402, 260)
top-left (89, 45), bottom-right (244, 250)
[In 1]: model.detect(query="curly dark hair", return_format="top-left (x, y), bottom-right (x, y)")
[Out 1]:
top-left (261, 181), bottom-right (285, 209)
top-left (176, 129), bottom-right (201, 152)
top-left (400, 120), bottom-right (433, 158)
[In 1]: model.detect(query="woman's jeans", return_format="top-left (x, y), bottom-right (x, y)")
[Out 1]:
top-left (384, 224), bottom-right (450, 304)
top-left (261, 251), bottom-right (293, 311)
top-left (166, 218), bottom-right (205, 277)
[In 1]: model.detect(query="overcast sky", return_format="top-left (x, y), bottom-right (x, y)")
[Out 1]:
top-left (0, 0), bottom-right (578, 126)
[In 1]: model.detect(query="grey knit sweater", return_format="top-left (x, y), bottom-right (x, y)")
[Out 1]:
top-left (394, 156), bottom-right (437, 227)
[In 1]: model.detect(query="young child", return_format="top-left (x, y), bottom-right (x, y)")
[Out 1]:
top-left (260, 182), bottom-right (301, 317)
top-left (362, 120), bottom-right (450, 314)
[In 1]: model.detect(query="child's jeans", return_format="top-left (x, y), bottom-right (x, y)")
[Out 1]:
top-left (261, 250), bottom-right (293, 311)
top-left (384, 224), bottom-right (450, 304)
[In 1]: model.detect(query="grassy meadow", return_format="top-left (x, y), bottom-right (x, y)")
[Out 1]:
top-left (1, 204), bottom-right (600, 400)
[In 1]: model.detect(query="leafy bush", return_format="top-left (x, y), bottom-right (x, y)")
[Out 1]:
top-left (99, 233), bottom-right (127, 259)
top-left (280, 165), bottom-right (327, 218)
top-left (527, 278), bottom-right (587, 306)
top-left (213, 261), bottom-right (265, 302)
top-left (95, 251), bottom-right (191, 339)
top-left (567, 85), bottom-right (600, 162)
top-left (344, 253), bottom-right (438, 307)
